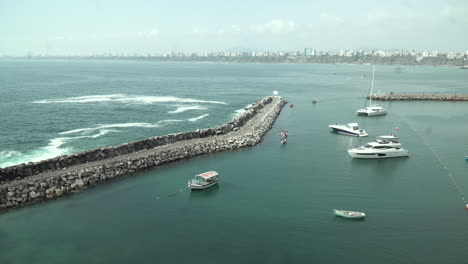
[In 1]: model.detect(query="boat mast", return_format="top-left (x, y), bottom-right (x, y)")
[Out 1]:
top-left (369, 66), bottom-right (375, 107)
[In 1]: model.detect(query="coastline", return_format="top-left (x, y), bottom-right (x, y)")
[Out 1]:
top-left (2, 55), bottom-right (466, 67)
top-left (0, 96), bottom-right (286, 211)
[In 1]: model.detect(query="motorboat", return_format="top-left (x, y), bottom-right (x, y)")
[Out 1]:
top-left (334, 209), bottom-right (365, 219)
top-left (374, 135), bottom-right (401, 147)
top-left (329, 123), bottom-right (368, 137)
top-left (348, 141), bottom-right (409, 159)
top-left (188, 171), bottom-right (219, 190)
top-left (357, 66), bottom-right (387, 116)
top-left (281, 138), bottom-right (287, 144)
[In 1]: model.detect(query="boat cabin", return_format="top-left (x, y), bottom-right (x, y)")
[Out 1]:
top-left (188, 171), bottom-right (219, 190)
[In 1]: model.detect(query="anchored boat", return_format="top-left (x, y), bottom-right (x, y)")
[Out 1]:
top-left (188, 171), bottom-right (219, 190)
top-left (334, 209), bottom-right (366, 219)
top-left (348, 141), bottom-right (409, 159)
top-left (329, 123), bottom-right (368, 137)
top-left (357, 66), bottom-right (387, 116)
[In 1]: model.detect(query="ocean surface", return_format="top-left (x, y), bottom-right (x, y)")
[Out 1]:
top-left (0, 60), bottom-right (468, 264)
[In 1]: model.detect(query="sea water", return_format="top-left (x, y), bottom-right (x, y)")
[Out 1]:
top-left (0, 60), bottom-right (468, 263)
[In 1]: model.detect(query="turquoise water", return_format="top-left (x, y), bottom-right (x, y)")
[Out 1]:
top-left (1, 60), bottom-right (468, 263)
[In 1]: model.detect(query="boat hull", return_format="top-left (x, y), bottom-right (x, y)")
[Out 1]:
top-left (334, 209), bottom-right (365, 219)
top-left (348, 149), bottom-right (409, 159)
top-left (329, 126), bottom-right (368, 137)
top-left (188, 181), bottom-right (218, 190)
top-left (356, 109), bottom-right (387, 116)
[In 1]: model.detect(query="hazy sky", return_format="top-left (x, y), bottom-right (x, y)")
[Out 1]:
top-left (1, 0), bottom-right (467, 55)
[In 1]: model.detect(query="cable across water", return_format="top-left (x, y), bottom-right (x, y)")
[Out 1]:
top-left (403, 117), bottom-right (467, 207)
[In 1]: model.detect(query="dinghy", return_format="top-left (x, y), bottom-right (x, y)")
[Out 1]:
top-left (333, 209), bottom-right (366, 219)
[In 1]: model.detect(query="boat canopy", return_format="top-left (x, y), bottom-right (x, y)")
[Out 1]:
top-left (196, 171), bottom-right (218, 179)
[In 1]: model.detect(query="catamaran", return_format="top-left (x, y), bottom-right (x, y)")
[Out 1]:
top-left (188, 171), bottom-right (219, 190)
top-left (357, 66), bottom-right (387, 116)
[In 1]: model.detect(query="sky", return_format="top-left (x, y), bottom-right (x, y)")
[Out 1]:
top-left (1, 0), bottom-right (467, 55)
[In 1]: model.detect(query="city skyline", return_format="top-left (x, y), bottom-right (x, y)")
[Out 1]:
top-left (1, 0), bottom-right (467, 56)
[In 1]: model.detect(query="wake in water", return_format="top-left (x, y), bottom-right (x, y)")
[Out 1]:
top-left (33, 94), bottom-right (227, 105)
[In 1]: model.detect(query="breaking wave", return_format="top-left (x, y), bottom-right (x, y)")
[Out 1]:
top-left (232, 104), bottom-right (253, 119)
top-left (168, 105), bottom-right (208, 114)
top-left (59, 120), bottom-right (183, 135)
top-left (33, 94), bottom-right (227, 105)
top-left (0, 129), bottom-right (115, 168)
top-left (187, 114), bottom-right (209, 122)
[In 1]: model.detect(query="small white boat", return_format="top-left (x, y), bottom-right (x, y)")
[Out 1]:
top-left (348, 141), bottom-right (409, 159)
top-left (188, 171), bottom-right (219, 190)
top-left (281, 138), bottom-right (287, 144)
top-left (329, 123), bottom-right (368, 137)
top-left (357, 66), bottom-right (387, 116)
top-left (334, 209), bottom-right (366, 219)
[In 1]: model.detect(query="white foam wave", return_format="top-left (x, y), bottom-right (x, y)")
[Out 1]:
top-left (60, 120), bottom-right (182, 136)
top-left (60, 123), bottom-right (159, 135)
top-left (33, 94), bottom-right (227, 105)
top-left (0, 129), bottom-right (115, 168)
top-left (188, 114), bottom-right (209, 122)
top-left (232, 104), bottom-right (253, 119)
top-left (0, 151), bottom-right (22, 159)
top-left (168, 105), bottom-right (208, 114)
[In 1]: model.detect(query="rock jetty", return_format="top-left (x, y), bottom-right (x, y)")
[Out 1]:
top-left (369, 94), bottom-right (468, 101)
top-left (0, 96), bottom-right (286, 211)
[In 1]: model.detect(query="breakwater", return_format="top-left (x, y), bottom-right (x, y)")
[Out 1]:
top-left (368, 94), bottom-right (468, 101)
top-left (0, 96), bottom-right (286, 210)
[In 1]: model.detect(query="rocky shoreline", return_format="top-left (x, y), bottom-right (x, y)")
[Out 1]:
top-left (0, 96), bottom-right (286, 211)
top-left (369, 94), bottom-right (468, 101)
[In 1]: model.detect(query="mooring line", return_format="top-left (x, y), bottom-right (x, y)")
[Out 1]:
top-left (155, 185), bottom-right (189, 200)
top-left (403, 117), bottom-right (467, 205)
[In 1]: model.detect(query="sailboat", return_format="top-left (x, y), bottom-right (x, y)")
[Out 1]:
top-left (356, 66), bottom-right (387, 116)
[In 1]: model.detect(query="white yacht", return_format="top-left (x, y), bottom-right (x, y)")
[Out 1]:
top-left (348, 141), bottom-right (409, 159)
top-left (357, 66), bottom-right (387, 116)
top-left (329, 123), bottom-right (368, 137)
